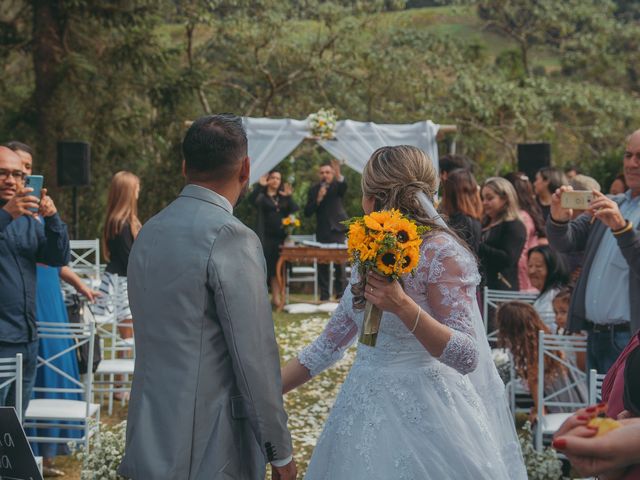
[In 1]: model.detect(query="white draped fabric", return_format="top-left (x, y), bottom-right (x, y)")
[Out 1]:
top-left (243, 117), bottom-right (440, 183)
top-left (318, 119), bottom-right (440, 175)
top-left (243, 118), bottom-right (309, 184)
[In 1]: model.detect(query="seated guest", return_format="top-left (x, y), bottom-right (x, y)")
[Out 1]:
top-left (610, 173), bottom-right (628, 196)
top-left (553, 288), bottom-right (586, 371)
top-left (249, 170), bottom-right (299, 307)
top-left (527, 245), bottom-right (569, 331)
top-left (479, 177), bottom-right (526, 291)
top-left (497, 302), bottom-right (586, 419)
top-left (440, 168), bottom-right (482, 253)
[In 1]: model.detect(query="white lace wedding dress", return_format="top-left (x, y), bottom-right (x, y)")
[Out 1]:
top-left (298, 231), bottom-right (527, 479)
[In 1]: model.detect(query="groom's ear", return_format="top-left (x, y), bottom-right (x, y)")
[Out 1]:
top-left (238, 156), bottom-right (250, 184)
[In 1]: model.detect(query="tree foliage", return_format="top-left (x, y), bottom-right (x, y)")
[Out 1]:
top-left (0, 0), bottom-right (639, 241)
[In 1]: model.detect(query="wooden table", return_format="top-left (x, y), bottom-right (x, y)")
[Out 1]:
top-left (275, 246), bottom-right (349, 311)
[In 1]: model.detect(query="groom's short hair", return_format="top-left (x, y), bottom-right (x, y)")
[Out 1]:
top-left (183, 114), bottom-right (248, 181)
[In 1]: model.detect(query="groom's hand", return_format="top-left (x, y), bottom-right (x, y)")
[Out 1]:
top-left (272, 458), bottom-right (297, 480)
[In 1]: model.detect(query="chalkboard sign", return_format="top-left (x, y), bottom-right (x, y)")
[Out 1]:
top-left (0, 407), bottom-right (43, 480)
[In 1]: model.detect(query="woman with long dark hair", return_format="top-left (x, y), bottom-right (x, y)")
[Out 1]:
top-left (441, 168), bottom-right (483, 253)
top-left (505, 172), bottom-right (546, 292)
top-left (534, 167), bottom-right (568, 221)
top-left (249, 169), bottom-right (299, 306)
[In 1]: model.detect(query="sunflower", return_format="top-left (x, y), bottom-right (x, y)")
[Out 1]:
top-left (359, 241), bottom-right (379, 262)
top-left (376, 251), bottom-right (397, 275)
top-left (398, 246), bottom-right (420, 274)
top-left (390, 218), bottom-right (419, 244)
top-left (347, 222), bottom-right (367, 253)
top-left (364, 209), bottom-right (402, 233)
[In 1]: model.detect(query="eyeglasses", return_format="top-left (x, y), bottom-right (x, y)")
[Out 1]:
top-left (0, 169), bottom-right (26, 181)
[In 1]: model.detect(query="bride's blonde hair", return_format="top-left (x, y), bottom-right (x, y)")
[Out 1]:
top-left (362, 145), bottom-right (443, 231)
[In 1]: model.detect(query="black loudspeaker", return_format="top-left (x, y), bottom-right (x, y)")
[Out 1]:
top-left (517, 143), bottom-right (551, 182)
top-left (57, 141), bottom-right (91, 187)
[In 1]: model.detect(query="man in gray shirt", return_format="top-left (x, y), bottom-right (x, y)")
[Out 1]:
top-left (547, 129), bottom-right (640, 373)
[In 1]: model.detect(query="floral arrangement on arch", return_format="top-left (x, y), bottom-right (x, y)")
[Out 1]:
top-left (308, 108), bottom-right (337, 140)
top-left (282, 214), bottom-right (301, 236)
top-left (344, 209), bottom-right (430, 346)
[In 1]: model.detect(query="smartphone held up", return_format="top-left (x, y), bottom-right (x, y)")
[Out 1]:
top-left (561, 190), bottom-right (593, 210)
top-left (24, 175), bottom-right (43, 212)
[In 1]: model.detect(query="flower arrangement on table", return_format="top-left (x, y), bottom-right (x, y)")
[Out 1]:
top-left (282, 214), bottom-right (302, 237)
top-left (344, 209), bottom-right (429, 346)
top-left (308, 108), bottom-right (337, 140)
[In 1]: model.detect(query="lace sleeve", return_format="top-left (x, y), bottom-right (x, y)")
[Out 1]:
top-left (298, 281), bottom-right (358, 377)
top-left (424, 235), bottom-right (480, 375)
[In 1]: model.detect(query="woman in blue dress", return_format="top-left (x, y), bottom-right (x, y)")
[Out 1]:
top-left (30, 264), bottom-right (99, 476)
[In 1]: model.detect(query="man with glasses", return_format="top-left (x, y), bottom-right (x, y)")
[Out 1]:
top-left (0, 146), bottom-right (70, 418)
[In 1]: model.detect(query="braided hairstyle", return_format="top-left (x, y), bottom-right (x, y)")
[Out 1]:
top-left (352, 145), bottom-right (455, 309)
top-left (361, 145), bottom-right (444, 230)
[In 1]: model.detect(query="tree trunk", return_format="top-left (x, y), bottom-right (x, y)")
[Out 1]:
top-left (32, 0), bottom-right (65, 191)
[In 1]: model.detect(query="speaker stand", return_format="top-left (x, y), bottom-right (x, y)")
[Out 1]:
top-left (72, 186), bottom-right (79, 239)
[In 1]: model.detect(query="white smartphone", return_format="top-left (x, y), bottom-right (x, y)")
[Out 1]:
top-left (561, 190), bottom-right (593, 210)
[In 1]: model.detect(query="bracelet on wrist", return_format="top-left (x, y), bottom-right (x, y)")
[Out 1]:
top-left (612, 220), bottom-right (633, 236)
top-left (410, 306), bottom-right (422, 334)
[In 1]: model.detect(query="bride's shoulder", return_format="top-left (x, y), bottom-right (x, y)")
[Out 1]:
top-left (419, 230), bottom-right (479, 280)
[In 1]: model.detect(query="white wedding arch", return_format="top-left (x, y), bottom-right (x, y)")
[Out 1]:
top-left (187, 116), bottom-right (457, 184)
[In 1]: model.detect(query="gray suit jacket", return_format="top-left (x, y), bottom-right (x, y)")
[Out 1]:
top-left (546, 194), bottom-right (640, 334)
top-left (118, 185), bottom-right (292, 480)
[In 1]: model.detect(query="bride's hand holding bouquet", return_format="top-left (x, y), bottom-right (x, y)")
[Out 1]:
top-left (345, 209), bottom-right (428, 346)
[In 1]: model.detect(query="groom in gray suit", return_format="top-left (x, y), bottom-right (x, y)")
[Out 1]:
top-left (118, 114), bottom-right (296, 480)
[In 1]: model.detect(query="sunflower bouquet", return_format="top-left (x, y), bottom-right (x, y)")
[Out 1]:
top-left (282, 214), bottom-right (301, 236)
top-left (345, 209), bottom-right (429, 346)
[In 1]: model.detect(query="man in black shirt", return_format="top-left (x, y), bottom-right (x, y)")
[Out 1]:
top-left (304, 160), bottom-right (348, 301)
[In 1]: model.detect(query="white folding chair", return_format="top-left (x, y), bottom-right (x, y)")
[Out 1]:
top-left (0, 354), bottom-right (23, 422)
top-left (88, 278), bottom-right (135, 415)
top-left (69, 239), bottom-right (101, 286)
top-left (535, 331), bottom-right (588, 450)
top-left (483, 287), bottom-right (538, 345)
top-left (25, 322), bottom-right (100, 452)
top-left (588, 369), bottom-right (607, 405)
top-left (286, 234), bottom-right (319, 303)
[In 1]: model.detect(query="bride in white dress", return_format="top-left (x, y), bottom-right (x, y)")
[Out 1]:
top-left (281, 145), bottom-right (527, 479)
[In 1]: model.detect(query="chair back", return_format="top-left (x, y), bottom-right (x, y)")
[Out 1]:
top-left (536, 331), bottom-right (588, 449)
top-left (588, 369), bottom-right (607, 405)
top-left (0, 354), bottom-right (23, 422)
top-left (70, 239), bottom-right (101, 283)
top-left (34, 322), bottom-right (96, 417)
top-left (483, 286), bottom-right (538, 344)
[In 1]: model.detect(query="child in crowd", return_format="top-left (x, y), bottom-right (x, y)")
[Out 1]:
top-left (552, 288), bottom-right (571, 334)
top-left (497, 302), bottom-right (586, 420)
top-left (552, 288), bottom-right (586, 371)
